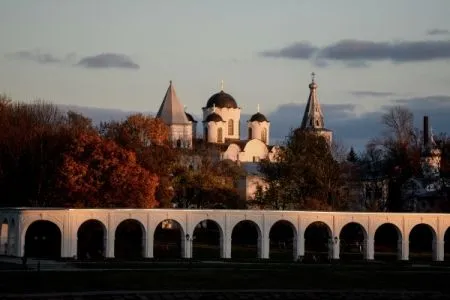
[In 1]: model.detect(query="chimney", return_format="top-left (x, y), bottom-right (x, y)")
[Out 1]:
top-left (423, 116), bottom-right (429, 146)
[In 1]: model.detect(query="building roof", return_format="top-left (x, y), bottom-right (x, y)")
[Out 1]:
top-left (300, 73), bottom-right (326, 130)
top-left (204, 112), bottom-right (224, 123)
top-left (156, 81), bottom-right (190, 125)
top-left (205, 90), bottom-right (238, 109)
top-left (249, 112), bottom-right (268, 122)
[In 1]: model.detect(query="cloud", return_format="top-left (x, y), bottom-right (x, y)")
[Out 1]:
top-left (349, 91), bottom-right (396, 97)
top-left (427, 29), bottom-right (450, 36)
top-left (77, 53), bottom-right (140, 69)
top-left (317, 39), bottom-right (450, 63)
top-left (260, 39), bottom-right (450, 66)
top-left (260, 42), bottom-right (319, 59)
top-left (4, 50), bottom-right (74, 65)
top-left (5, 50), bottom-right (139, 70)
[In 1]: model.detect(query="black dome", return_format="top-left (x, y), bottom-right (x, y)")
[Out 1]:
top-left (206, 91), bottom-right (238, 109)
top-left (249, 112), bottom-right (268, 122)
top-left (204, 113), bottom-right (224, 123)
top-left (185, 112), bottom-right (197, 122)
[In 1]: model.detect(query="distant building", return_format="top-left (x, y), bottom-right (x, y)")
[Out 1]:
top-left (401, 116), bottom-right (445, 212)
top-left (155, 74), bottom-right (333, 204)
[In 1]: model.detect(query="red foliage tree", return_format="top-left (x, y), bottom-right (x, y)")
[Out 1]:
top-left (57, 132), bottom-right (159, 208)
top-left (100, 114), bottom-right (177, 207)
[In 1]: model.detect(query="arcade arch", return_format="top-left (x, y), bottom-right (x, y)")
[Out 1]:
top-left (269, 220), bottom-right (296, 260)
top-left (192, 219), bottom-right (223, 259)
top-left (409, 223), bottom-right (436, 262)
top-left (339, 222), bottom-right (367, 261)
top-left (24, 220), bottom-right (61, 258)
top-left (153, 219), bottom-right (184, 259)
top-left (304, 221), bottom-right (332, 262)
top-left (374, 223), bottom-right (401, 261)
top-left (77, 219), bottom-right (106, 260)
top-left (114, 219), bottom-right (145, 260)
top-left (231, 220), bottom-right (261, 259)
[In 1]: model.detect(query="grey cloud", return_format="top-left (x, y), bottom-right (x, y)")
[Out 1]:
top-left (349, 91), bottom-right (396, 97)
top-left (260, 42), bottom-right (319, 59)
top-left (317, 39), bottom-right (450, 62)
top-left (5, 50), bottom-right (71, 65)
top-left (77, 53), bottom-right (139, 69)
top-left (261, 39), bottom-right (450, 66)
top-left (427, 29), bottom-right (450, 36)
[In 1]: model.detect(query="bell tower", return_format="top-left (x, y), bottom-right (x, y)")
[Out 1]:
top-left (300, 72), bottom-right (332, 144)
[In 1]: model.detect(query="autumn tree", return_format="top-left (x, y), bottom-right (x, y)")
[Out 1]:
top-left (100, 114), bottom-right (176, 207)
top-left (0, 100), bottom-right (68, 207)
top-left (56, 131), bottom-right (159, 208)
top-left (171, 145), bottom-right (244, 209)
top-left (254, 129), bottom-right (346, 210)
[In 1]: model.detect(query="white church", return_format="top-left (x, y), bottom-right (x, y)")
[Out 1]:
top-left (155, 74), bottom-right (332, 202)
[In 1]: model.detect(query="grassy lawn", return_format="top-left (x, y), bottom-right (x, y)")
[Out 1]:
top-left (1, 263), bottom-right (450, 294)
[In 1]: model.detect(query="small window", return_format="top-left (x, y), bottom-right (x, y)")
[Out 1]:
top-left (248, 127), bottom-right (253, 140)
top-left (176, 139), bottom-right (181, 148)
top-left (228, 119), bottom-right (234, 136)
top-left (261, 128), bottom-right (267, 143)
top-left (217, 127), bottom-right (223, 143)
top-left (204, 127), bottom-right (208, 140)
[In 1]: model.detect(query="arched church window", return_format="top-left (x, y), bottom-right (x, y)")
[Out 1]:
top-left (248, 127), bottom-right (253, 140)
top-left (261, 128), bottom-right (267, 143)
top-left (228, 119), bottom-right (234, 136)
top-left (217, 128), bottom-right (223, 143)
top-left (176, 139), bottom-right (181, 148)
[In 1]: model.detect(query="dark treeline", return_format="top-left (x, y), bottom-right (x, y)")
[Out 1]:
top-left (0, 95), bottom-right (242, 209)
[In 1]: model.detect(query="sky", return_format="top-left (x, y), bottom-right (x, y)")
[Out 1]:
top-left (1, 0), bottom-right (450, 152)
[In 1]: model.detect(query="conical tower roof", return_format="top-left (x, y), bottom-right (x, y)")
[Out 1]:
top-left (301, 72), bottom-right (325, 130)
top-left (156, 81), bottom-right (190, 125)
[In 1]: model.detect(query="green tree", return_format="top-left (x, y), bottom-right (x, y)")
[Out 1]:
top-left (347, 147), bottom-right (358, 163)
top-left (171, 145), bottom-right (244, 209)
top-left (256, 129), bottom-right (345, 210)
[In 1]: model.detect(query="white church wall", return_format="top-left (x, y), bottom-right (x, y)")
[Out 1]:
top-left (170, 124), bottom-right (193, 148)
top-left (223, 144), bottom-right (241, 161)
top-left (249, 121), bottom-right (270, 145)
top-left (206, 121), bottom-right (226, 143)
top-left (240, 139), bottom-right (269, 162)
top-left (204, 107), bottom-right (241, 140)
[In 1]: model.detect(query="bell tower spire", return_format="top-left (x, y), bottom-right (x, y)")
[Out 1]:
top-left (300, 72), bottom-right (333, 144)
top-left (301, 72), bottom-right (324, 129)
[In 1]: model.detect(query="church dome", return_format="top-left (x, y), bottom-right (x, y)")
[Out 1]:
top-left (206, 91), bottom-right (238, 109)
top-left (204, 112), bottom-right (224, 123)
top-left (249, 112), bottom-right (268, 122)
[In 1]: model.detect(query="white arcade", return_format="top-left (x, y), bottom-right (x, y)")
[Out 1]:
top-left (1, 208), bottom-right (449, 262)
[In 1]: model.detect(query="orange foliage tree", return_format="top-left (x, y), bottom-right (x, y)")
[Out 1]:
top-left (57, 132), bottom-right (159, 208)
top-left (100, 114), bottom-right (177, 207)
